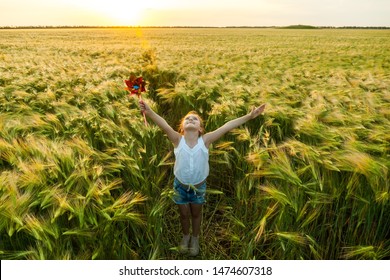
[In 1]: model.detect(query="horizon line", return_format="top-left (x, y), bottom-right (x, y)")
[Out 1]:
top-left (1, 24), bottom-right (390, 29)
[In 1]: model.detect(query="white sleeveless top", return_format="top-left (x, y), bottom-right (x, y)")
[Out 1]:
top-left (174, 136), bottom-right (209, 185)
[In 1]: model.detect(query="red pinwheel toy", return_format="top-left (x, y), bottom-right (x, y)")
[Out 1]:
top-left (125, 75), bottom-right (148, 126)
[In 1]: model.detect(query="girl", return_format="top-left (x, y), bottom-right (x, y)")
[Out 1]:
top-left (139, 100), bottom-right (265, 256)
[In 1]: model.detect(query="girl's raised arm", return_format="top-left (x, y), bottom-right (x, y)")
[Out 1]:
top-left (139, 100), bottom-right (181, 147)
top-left (203, 104), bottom-right (265, 148)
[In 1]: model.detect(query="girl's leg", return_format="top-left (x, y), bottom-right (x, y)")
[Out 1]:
top-left (189, 203), bottom-right (203, 237)
top-left (178, 204), bottom-right (191, 235)
top-left (189, 203), bottom-right (202, 256)
top-left (177, 204), bottom-right (191, 253)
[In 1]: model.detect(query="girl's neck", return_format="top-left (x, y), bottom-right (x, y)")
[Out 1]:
top-left (183, 131), bottom-right (200, 147)
top-left (184, 130), bottom-right (199, 140)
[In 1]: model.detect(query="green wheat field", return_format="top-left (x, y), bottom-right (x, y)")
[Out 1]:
top-left (0, 28), bottom-right (389, 260)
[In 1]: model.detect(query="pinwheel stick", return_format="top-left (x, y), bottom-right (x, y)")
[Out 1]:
top-left (138, 95), bottom-right (148, 126)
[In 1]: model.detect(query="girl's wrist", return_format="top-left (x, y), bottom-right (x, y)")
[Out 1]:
top-left (246, 113), bottom-right (253, 120)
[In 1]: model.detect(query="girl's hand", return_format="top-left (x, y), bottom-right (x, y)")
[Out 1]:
top-left (249, 104), bottom-right (266, 119)
top-left (139, 100), bottom-right (151, 115)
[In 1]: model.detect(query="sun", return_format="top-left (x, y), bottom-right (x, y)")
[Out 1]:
top-left (102, 3), bottom-right (145, 25)
top-left (83, 0), bottom-right (157, 26)
top-left (68, 0), bottom-right (172, 26)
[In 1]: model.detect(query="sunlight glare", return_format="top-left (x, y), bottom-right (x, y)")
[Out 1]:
top-left (100, 1), bottom-right (143, 25)
top-left (81, 0), bottom-right (166, 26)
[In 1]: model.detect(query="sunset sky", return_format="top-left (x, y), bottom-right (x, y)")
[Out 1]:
top-left (1, 0), bottom-right (389, 27)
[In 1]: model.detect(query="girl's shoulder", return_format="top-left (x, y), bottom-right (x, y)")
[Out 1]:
top-left (199, 136), bottom-right (209, 150)
top-left (174, 135), bottom-right (184, 148)
top-left (200, 135), bottom-right (210, 149)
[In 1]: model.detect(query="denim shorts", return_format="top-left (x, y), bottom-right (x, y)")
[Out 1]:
top-left (173, 178), bottom-right (206, 205)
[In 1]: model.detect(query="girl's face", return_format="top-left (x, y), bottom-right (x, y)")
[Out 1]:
top-left (179, 112), bottom-right (204, 136)
top-left (184, 114), bottom-right (201, 130)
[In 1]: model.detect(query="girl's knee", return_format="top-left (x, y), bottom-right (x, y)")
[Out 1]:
top-left (178, 204), bottom-right (191, 218)
top-left (190, 204), bottom-right (203, 218)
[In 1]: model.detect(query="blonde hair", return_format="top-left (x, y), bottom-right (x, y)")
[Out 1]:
top-left (178, 111), bottom-right (205, 136)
